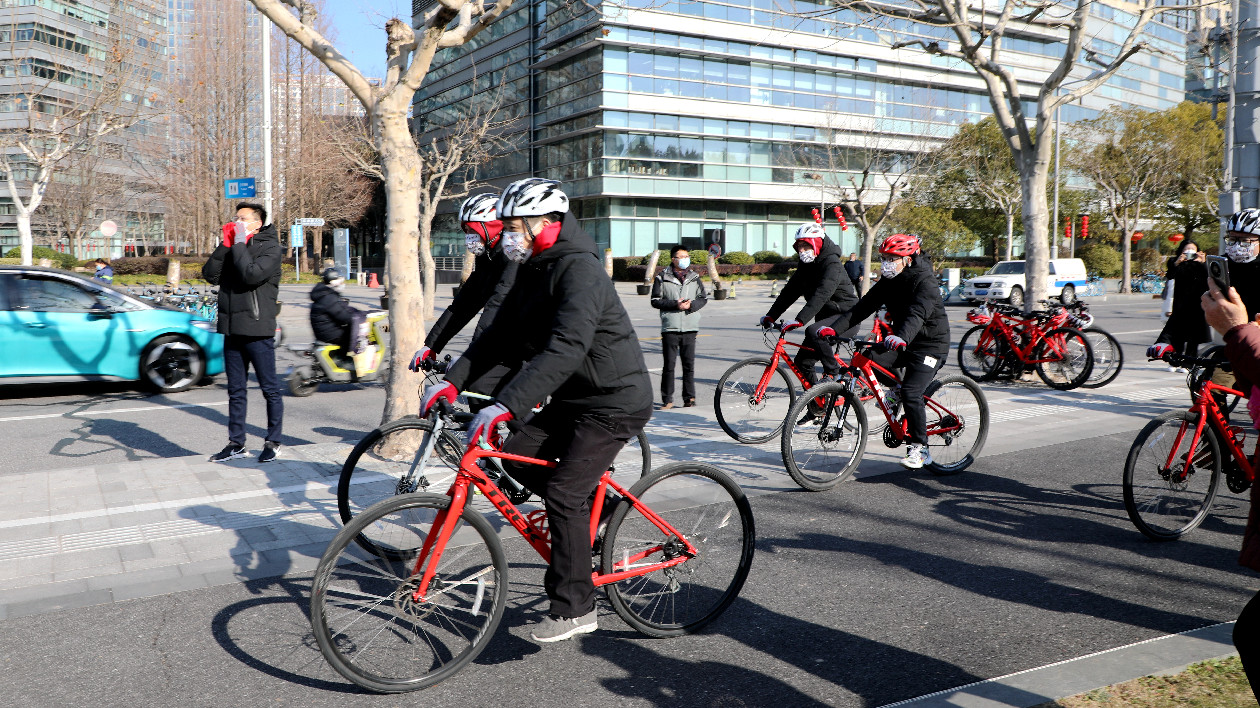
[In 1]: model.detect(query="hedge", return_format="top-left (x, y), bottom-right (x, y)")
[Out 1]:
top-left (110, 256), bottom-right (209, 278)
top-left (624, 262), bottom-right (790, 281)
top-left (719, 251), bottom-right (755, 265)
top-left (753, 250), bottom-right (784, 264)
top-left (4, 246), bottom-right (79, 269)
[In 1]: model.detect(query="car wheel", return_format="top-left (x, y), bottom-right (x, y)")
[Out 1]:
top-left (1007, 286), bottom-right (1024, 308)
top-left (1059, 284), bottom-right (1076, 305)
top-left (140, 335), bottom-right (205, 393)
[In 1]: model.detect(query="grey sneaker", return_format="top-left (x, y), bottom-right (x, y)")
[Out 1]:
top-left (259, 442), bottom-right (281, 463)
top-left (902, 443), bottom-right (932, 470)
top-left (530, 610), bottom-right (598, 643)
top-left (209, 444), bottom-right (247, 463)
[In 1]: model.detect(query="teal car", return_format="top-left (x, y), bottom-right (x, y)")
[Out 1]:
top-left (0, 265), bottom-right (224, 393)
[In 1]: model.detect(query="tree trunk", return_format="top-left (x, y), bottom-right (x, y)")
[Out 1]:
top-left (419, 219), bottom-right (436, 319)
top-left (1018, 160), bottom-right (1050, 311)
top-left (17, 211), bottom-right (33, 265)
top-left (376, 106), bottom-right (426, 426)
top-left (1120, 228), bottom-right (1133, 294)
top-left (643, 249), bottom-right (660, 286)
top-left (460, 250), bottom-right (475, 284)
top-left (859, 224), bottom-right (875, 293)
top-left (1004, 212), bottom-right (1015, 262)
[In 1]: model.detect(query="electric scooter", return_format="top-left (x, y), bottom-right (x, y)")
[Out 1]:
top-left (285, 310), bottom-right (388, 396)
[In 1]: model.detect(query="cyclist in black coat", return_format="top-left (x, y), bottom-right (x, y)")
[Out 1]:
top-left (806, 233), bottom-right (949, 470)
top-left (407, 193), bottom-right (517, 373)
top-left (419, 179), bottom-right (652, 644)
top-left (760, 223), bottom-right (859, 383)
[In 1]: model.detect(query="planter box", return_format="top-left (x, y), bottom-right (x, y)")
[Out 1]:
top-left (712, 287), bottom-right (728, 300)
top-left (636, 284), bottom-right (651, 295)
top-left (379, 294), bottom-right (389, 310)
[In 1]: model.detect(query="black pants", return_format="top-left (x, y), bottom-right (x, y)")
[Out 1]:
top-left (800, 320), bottom-right (861, 383)
top-left (862, 347), bottom-right (946, 446)
top-left (661, 331), bottom-right (697, 404)
top-left (224, 334), bottom-right (284, 446)
top-left (1238, 588), bottom-right (1260, 703)
top-left (503, 403), bottom-right (652, 618)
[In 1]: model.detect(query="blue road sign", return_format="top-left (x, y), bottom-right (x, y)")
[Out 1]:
top-left (224, 178), bottom-right (256, 199)
top-left (290, 224), bottom-right (304, 248)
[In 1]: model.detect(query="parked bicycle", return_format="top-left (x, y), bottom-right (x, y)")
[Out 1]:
top-left (780, 338), bottom-right (990, 491)
top-left (1062, 301), bottom-right (1124, 388)
top-left (310, 402), bottom-right (756, 693)
top-left (1123, 351), bottom-right (1254, 540)
top-left (957, 301), bottom-right (1094, 389)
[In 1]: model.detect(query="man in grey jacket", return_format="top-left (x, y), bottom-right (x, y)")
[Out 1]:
top-left (651, 245), bottom-right (708, 408)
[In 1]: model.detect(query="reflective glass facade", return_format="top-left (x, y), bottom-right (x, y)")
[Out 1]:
top-left (415, 0), bottom-right (1189, 257)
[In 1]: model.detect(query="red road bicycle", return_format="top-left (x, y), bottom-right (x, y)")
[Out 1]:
top-left (1123, 352), bottom-right (1254, 540)
top-left (714, 315), bottom-right (890, 443)
top-left (957, 301), bottom-right (1094, 390)
top-left (780, 338), bottom-right (990, 490)
top-left (310, 405), bottom-right (756, 693)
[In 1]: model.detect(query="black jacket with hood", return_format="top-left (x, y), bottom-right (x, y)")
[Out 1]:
top-left (766, 237), bottom-right (859, 324)
top-left (443, 213), bottom-right (652, 418)
top-left (826, 256), bottom-right (950, 356)
top-left (202, 223), bottom-right (282, 338)
top-left (425, 242), bottom-right (518, 353)
top-left (309, 282), bottom-right (355, 344)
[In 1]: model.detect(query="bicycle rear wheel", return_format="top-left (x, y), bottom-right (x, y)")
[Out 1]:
top-left (781, 381), bottom-right (868, 491)
top-left (1034, 327), bottom-right (1094, 390)
top-left (619, 431), bottom-right (652, 478)
top-left (602, 463), bottom-right (755, 637)
top-left (338, 417), bottom-right (465, 554)
top-left (714, 357), bottom-right (797, 443)
top-left (923, 375), bottom-right (989, 475)
top-left (311, 493), bottom-right (508, 693)
top-left (1080, 328), bottom-right (1123, 389)
top-left (957, 325), bottom-right (1002, 382)
top-left (1123, 411), bottom-right (1221, 541)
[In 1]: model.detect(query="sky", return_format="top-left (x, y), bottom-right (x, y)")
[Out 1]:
top-left (316, 0), bottom-right (412, 82)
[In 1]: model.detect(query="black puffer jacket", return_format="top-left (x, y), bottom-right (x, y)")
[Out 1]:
top-left (1230, 257), bottom-right (1260, 321)
top-left (766, 237), bottom-right (858, 324)
top-left (425, 243), bottom-right (517, 353)
top-left (202, 224), bottom-right (282, 337)
top-left (1157, 257), bottom-right (1209, 346)
top-left (443, 213), bottom-right (652, 418)
top-left (827, 257), bottom-right (950, 355)
top-left (309, 283), bottom-right (354, 344)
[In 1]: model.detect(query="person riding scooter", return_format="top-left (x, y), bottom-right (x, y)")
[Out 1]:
top-left (309, 268), bottom-right (371, 371)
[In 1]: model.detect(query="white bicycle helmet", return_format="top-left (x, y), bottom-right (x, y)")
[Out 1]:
top-left (793, 223), bottom-right (826, 253)
top-left (459, 193), bottom-right (499, 223)
top-left (497, 178), bottom-right (569, 218)
top-left (1226, 208), bottom-right (1260, 238)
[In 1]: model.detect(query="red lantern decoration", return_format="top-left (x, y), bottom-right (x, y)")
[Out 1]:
top-left (1081, 215), bottom-right (1089, 240)
top-left (1130, 231), bottom-right (1144, 244)
top-left (1169, 233), bottom-right (1185, 243)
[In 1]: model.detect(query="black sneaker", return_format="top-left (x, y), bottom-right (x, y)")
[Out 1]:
top-left (259, 442), bottom-right (281, 463)
top-left (209, 444), bottom-right (247, 463)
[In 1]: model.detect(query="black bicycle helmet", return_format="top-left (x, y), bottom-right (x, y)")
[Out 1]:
top-left (322, 267), bottom-right (344, 284)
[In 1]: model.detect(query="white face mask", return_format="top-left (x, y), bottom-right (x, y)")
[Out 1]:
top-left (465, 233), bottom-right (485, 255)
top-left (881, 259), bottom-right (902, 279)
top-left (501, 231), bottom-right (530, 263)
top-left (676, 257), bottom-right (690, 270)
top-left (798, 249), bottom-right (816, 264)
top-left (1225, 239), bottom-right (1259, 264)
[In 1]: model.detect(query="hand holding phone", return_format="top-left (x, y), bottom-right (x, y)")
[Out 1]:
top-left (1206, 254), bottom-right (1231, 293)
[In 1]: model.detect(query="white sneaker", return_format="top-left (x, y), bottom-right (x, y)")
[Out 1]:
top-left (1167, 365), bottom-right (1180, 373)
top-left (902, 443), bottom-right (931, 470)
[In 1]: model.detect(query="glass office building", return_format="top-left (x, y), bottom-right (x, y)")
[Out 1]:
top-left (415, 0), bottom-right (1189, 257)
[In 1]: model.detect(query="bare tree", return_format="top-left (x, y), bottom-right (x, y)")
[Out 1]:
top-left (833, 0), bottom-right (1198, 309)
top-left (930, 117), bottom-right (1023, 261)
top-left (0, 3), bottom-right (163, 264)
top-left (248, 0), bottom-right (518, 425)
top-left (1068, 105), bottom-right (1177, 292)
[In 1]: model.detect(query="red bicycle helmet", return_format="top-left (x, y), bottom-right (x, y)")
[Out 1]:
top-left (879, 233), bottom-right (920, 257)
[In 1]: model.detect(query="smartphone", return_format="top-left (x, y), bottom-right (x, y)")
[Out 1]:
top-left (1206, 254), bottom-right (1231, 293)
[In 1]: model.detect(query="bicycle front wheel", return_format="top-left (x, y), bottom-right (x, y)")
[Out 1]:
top-left (1081, 328), bottom-right (1123, 389)
top-left (957, 325), bottom-right (1002, 382)
top-left (311, 493), bottom-right (508, 693)
top-left (1123, 412), bottom-right (1221, 541)
top-left (602, 463), bottom-right (755, 637)
top-left (714, 357), bottom-right (797, 443)
top-left (1034, 327), bottom-right (1094, 390)
top-left (338, 417), bottom-right (465, 552)
top-left (923, 375), bottom-right (989, 475)
top-left (781, 381), bottom-right (868, 491)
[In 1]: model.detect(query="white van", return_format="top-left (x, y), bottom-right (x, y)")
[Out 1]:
top-left (962, 258), bottom-right (1088, 307)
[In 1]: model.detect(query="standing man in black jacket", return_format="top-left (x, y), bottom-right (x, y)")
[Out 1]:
top-left (805, 234), bottom-right (950, 469)
top-left (759, 223), bottom-right (859, 384)
top-left (203, 202), bottom-right (285, 463)
top-left (418, 178), bottom-right (652, 644)
top-left (407, 193), bottom-right (517, 381)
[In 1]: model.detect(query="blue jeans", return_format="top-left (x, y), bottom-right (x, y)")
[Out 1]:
top-left (224, 335), bottom-right (284, 445)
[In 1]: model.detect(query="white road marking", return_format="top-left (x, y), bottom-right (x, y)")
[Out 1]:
top-left (0, 401), bottom-right (229, 424)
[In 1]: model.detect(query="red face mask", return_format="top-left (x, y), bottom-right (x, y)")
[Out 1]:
top-left (530, 219), bottom-right (563, 255)
top-left (464, 220), bottom-right (504, 249)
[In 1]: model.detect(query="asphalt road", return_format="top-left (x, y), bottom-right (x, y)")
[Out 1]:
top-left (0, 282), bottom-right (1255, 707)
